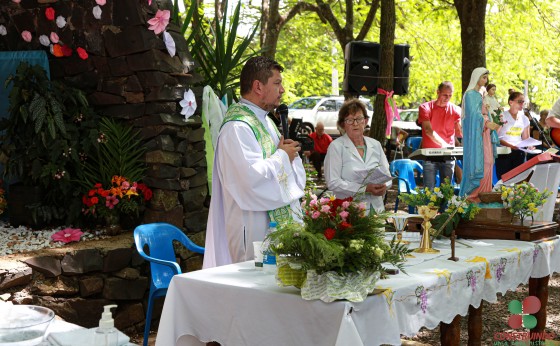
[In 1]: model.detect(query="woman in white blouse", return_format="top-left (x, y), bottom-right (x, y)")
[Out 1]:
top-left (324, 99), bottom-right (391, 212)
top-left (495, 91), bottom-right (531, 179)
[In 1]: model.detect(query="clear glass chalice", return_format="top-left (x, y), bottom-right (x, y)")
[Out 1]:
top-left (391, 214), bottom-right (413, 244)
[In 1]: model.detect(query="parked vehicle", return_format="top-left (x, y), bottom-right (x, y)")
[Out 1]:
top-left (288, 96), bottom-right (373, 136)
top-left (393, 108), bottom-right (421, 133)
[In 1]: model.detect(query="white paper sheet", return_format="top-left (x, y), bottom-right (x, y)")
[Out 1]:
top-left (515, 137), bottom-right (541, 148)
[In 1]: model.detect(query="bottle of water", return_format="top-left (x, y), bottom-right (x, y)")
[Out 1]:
top-left (262, 221), bottom-right (277, 274)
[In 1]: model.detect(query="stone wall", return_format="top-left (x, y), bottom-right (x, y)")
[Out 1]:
top-left (0, 233), bottom-right (202, 335)
top-left (0, 1), bottom-right (208, 231)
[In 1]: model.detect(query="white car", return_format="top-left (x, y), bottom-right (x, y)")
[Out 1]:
top-left (288, 96), bottom-right (374, 136)
top-left (392, 108), bottom-right (421, 132)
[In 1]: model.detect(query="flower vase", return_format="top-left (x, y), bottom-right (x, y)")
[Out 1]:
top-left (120, 212), bottom-right (144, 230)
top-left (104, 213), bottom-right (121, 236)
top-left (276, 257), bottom-right (306, 289)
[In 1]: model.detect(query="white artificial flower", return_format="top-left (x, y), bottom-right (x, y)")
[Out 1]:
top-left (180, 89), bottom-right (197, 120)
top-left (93, 5), bottom-right (102, 19)
top-left (162, 31), bottom-right (175, 57)
top-left (0, 25), bottom-right (6, 36)
top-left (39, 35), bottom-right (50, 46)
top-left (56, 16), bottom-right (66, 28)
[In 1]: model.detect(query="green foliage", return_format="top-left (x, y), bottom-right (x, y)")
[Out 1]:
top-left (185, 1), bottom-right (262, 101)
top-left (0, 62), bottom-right (101, 225)
top-left (79, 117), bottom-right (146, 190)
top-left (398, 177), bottom-right (455, 210)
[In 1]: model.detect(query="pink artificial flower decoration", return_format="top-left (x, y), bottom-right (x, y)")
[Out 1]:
top-left (147, 9), bottom-right (170, 35)
top-left (21, 31), bottom-right (32, 42)
top-left (51, 228), bottom-right (83, 243)
top-left (148, 0), bottom-right (152, 5)
top-left (311, 211), bottom-right (321, 219)
top-left (342, 201), bottom-right (351, 209)
top-left (320, 205), bottom-right (330, 213)
top-left (339, 211), bottom-right (349, 220)
top-left (50, 32), bottom-right (59, 43)
top-left (12, 0), bottom-right (21, 3)
top-left (95, 0), bottom-right (106, 5)
top-left (105, 195), bottom-right (119, 209)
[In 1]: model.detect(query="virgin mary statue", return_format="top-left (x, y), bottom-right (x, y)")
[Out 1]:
top-left (459, 67), bottom-right (500, 202)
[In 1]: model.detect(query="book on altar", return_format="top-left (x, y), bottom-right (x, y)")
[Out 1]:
top-left (502, 151), bottom-right (560, 182)
top-left (355, 167), bottom-right (394, 185)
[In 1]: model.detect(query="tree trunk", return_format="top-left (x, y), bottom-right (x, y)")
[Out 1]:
top-left (454, 0), bottom-right (487, 94)
top-left (369, 0), bottom-right (395, 143)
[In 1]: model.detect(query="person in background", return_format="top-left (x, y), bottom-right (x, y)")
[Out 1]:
top-left (545, 98), bottom-right (560, 147)
top-left (530, 109), bottom-right (551, 150)
top-left (460, 67), bottom-right (499, 202)
top-left (417, 81), bottom-right (463, 189)
top-left (303, 121), bottom-right (333, 180)
top-left (495, 91), bottom-right (532, 179)
top-left (385, 126), bottom-right (409, 160)
top-left (483, 83), bottom-right (503, 117)
top-left (203, 56), bottom-right (306, 268)
top-left (324, 99), bottom-right (391, 213)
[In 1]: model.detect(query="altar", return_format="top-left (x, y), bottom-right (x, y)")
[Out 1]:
top-left (155, 237), bottom-right (560, 346)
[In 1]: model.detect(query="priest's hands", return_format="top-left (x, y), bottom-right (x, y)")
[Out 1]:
top-left (279, 136), bottom-right (301, 162)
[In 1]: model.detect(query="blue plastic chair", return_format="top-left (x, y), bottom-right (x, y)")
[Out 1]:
top-left (134, 223), bottom-right (205, 346)
top-left (405, 136), bottom-right (422, 152)
top-left (389, 159), bottom-right (423, 213)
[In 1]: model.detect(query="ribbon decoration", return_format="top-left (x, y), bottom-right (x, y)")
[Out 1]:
top-left (377, 88), bottom-right (400, 137)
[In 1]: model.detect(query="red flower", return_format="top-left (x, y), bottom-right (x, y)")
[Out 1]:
top-left (76, 47), bottom-right (88, 60)
top-left (61, 45), bottom-right (72, 57)
top-left (45, 7), bottom-right (55, 21)
top-left (324, 228), bottom-right (336, 240)
top-left (138, 183), bottom-right (153, 201)
top-left (339, 221), bottom-right (352, 230)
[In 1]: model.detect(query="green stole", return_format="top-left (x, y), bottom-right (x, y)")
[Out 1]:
top-left (221, 103), bottom-right (293, 225)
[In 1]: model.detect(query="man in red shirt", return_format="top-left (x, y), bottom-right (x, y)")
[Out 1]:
top-left (304, 122), bottom-right (333, 180)
top-left (418, 81), bottom-right (462, 188)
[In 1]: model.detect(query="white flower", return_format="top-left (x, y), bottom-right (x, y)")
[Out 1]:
top-left (93, 5), bottom-right (102, 19)
top-left (162, 31), bottom-right (175, 57)
top-left (0, 25), bottom-right (6, 36)
top-left (56, 16), bottom-right (66, 28)
top-left (180, 89), bottom-right (197, 120)
top-left (39, 35), bottom-right (50, 46)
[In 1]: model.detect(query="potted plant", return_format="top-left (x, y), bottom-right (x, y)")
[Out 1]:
top-left (0, 62), bottom-right (100, 227)
top-left (79, 117), bottom-right (150, 231)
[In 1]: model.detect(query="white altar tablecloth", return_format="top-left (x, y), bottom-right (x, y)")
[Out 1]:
top-left (156, 236), bottom-right (560, 346)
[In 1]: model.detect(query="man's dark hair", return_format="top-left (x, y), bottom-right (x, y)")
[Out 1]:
top-left (239, 56), bottom-right (284, 95)
top-left (437, 81), bottom-right (454, 92)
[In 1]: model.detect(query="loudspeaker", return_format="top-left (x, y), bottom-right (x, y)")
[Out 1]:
top-left (342, 41), bottom-right (381, 96)
top-left (393, 44), bottom-right (410, 95)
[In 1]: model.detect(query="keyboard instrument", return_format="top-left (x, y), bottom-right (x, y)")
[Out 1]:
top-left (409, 147), bottom-right (512, 160)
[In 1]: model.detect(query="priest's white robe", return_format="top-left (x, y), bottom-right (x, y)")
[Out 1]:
top-left (203, 100), bottom-right (306, 268)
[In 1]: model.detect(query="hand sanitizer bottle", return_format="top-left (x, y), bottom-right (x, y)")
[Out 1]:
top-left (94, 304), bottom-right (119, 346)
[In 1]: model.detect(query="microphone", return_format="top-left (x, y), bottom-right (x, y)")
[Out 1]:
top-left (277, 104), bottom-right (289, 139)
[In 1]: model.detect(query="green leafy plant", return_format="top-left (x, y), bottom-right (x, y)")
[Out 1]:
top-left (0, 62), bottom-right (100, 225)
top-left (431, 195), bottom-right (480, 237)
top-left (186, 0), bottom-right (262, 101)
top-left (79, 117), bottom-right (147, 190)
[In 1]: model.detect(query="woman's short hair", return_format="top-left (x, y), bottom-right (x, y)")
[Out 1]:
top-left (508, 91), bottom-right (523, 102)
top-left (337, 99), bottom-right (368, 128)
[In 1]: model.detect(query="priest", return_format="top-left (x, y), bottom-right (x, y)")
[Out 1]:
top-left (203, 57), bottom-right (306, 268)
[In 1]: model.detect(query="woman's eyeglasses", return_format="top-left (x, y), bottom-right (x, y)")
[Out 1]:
top-left (344, 117), bottom-right (365, 125)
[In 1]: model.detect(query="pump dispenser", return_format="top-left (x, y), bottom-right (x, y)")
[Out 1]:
top-left (95, 304), bottom-right (119, 346)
